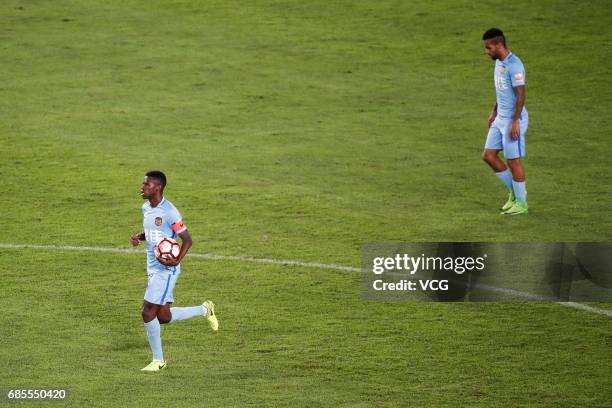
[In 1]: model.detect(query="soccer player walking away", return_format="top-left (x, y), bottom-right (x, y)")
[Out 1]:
top-left (482, 28), bottom-right (529, 215)
top-left (130, 170), bottom-right (218, 372)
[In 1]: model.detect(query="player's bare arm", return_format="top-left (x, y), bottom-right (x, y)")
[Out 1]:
top-left (157, 230), bottom-right (192, 267)
top-left (130, 231), bottom-right (145, 247)
top-left (510, 85), bottom-right (525, 140)
top-left (488, 102), bottom-right (498, 128)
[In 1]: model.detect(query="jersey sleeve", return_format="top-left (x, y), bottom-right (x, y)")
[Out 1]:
top-left (508, 62), bottom-right (526, 87)
top-left (167, 207), bottom-right (187, 234)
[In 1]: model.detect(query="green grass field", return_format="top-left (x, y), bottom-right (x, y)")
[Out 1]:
top-left (1, 0), bottom-right (611, 406)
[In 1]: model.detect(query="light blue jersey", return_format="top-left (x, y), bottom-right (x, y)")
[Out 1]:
top-left (485, 51), bottom-right (529, 158)
top-left (142, 197), bottom-right (187, 274)
top-left (494, 52), bottom-right (527, 119)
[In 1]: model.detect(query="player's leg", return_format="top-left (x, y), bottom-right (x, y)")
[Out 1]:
top-left (141, 300), bottom-right (166, 371)
top-left (152, 272), bottom-right (202, 324)
top-left (482, 148), bottom-right (507, 172)
top-left (167, 303), bottom-right (206, 323)
top-left (483, 123), bottom-right (515, 210)
top-left (502, 119), bottom-right (528, 215)
top-left (507, 158), bottom-right (525, 181)
top-left (141, 272), bottom-right (172, 371)
top-left (157, 303), bottom-right (173, 324)
top-left (142, 301), bottom-right (160, 322)
top-left (505, 158), bottom-right (527, 214)
top-left (483, 120), bottom-right (505, 170)
top-left (156, 271), bottom-right (218, 331)
top-left (156, 302), bottom-right (209, 325)
top-left (165, 300), bottom-right (218, 331)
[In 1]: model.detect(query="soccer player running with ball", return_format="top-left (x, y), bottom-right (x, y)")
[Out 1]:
top-left (482, 28), bottom-right (529, 215)
top-left (130, 170), bottom-right (218, 372)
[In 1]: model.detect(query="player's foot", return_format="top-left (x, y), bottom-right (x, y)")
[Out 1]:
top-left (502, 201), bottom-right (528, 215)
top-left (501, 190), bottom-right (515, 211)
top-left (202, 300), bottom-right (218, 332)
top-left (141, 359), bottom-right (167, 372)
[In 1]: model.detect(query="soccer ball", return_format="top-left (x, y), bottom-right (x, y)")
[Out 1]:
top-left (154, 238), bottom-right (180, 261)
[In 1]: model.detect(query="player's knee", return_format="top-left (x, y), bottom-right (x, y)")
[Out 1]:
top-left (157, 314), bottom-right (171, 324)
top-left (507, 158), bottom-right (521, 168)
top-left (482, 151), bottom-right (494, 163)
top-left (156, 307), bottom-right (172, 324)
top-left (141, 307), bottom-right (156, 322)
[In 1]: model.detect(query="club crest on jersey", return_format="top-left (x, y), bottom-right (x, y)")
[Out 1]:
top-left (155, 217), bottom-right (163, 226)
top-left (500, 66), bottom-right (506, 74)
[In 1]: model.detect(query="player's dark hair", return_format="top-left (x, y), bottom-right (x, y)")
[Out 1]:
top-left (482, 28), bottom-right (506, 46)
top-left (146, 170), bottom-right (167, 190)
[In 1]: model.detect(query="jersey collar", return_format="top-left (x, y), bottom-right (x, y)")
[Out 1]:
top-left (149, 197), bottom-right (166, 209)
top-left (501, 51), bottom-right (513, 64)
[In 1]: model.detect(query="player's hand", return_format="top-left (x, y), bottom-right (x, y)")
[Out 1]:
top-left (510, 120), bottom-right (520, 140)
top-left (130, 234), bottom-right (141, 247)
top-left (487, 113), bottom-right (496, 128)
top-left (157, 256), bottom-right (180, 267)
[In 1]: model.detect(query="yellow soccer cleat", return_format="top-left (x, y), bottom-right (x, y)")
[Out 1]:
top-left (141, 359), bottom-right (167, 372)
top-left (202, 300), bottom-right (218, 332)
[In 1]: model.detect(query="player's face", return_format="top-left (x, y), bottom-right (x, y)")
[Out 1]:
top-left (483, 39), bottom-right (502, 60)
top-left (140, 176), bottom-right (159, 199)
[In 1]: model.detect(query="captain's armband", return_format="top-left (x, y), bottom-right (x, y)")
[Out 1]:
top-left (171, 220), bottom-right (187, 233)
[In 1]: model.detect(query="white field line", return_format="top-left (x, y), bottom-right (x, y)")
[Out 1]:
top-left (475, 283), bottom-right (612, 317)
top-left (1, 242), bottom-right (611, 318)
top-left (0, 243), bottom-right (360, 272)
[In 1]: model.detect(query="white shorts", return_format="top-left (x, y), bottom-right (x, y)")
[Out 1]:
top-left (144, 268), bottom-right (180, 305)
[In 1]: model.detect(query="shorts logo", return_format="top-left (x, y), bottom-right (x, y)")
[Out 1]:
top-left (514, 73), bottom-right (524, 81)
top-left (155, 217), bottom-right (163, 226)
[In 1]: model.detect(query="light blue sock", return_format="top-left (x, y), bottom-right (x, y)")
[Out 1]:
top-left (495, 169), bottom-right (513, 191)
top-left (169, 306), bottom-right (206, 323)
top-left (512, 180), bottom-right (527, 203)
top-left (145, 319), bottom-right (164, 361)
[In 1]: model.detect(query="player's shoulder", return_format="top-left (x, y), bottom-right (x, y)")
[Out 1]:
top-left (160, 197), bottom-right (181, 214)
top-left (507, 53), bottom-right (525, 68)
top-left (141, 201), bottom-right (151, 211)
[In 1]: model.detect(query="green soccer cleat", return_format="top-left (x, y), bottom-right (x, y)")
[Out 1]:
top-left (141, 359), bottom-right (167, 372)
top-left (202, 300), bottom-right (218, 332)
top-left (501, 190), bottom-right (515, 211)
top-left (502, 201), bottom-right (528, 215)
